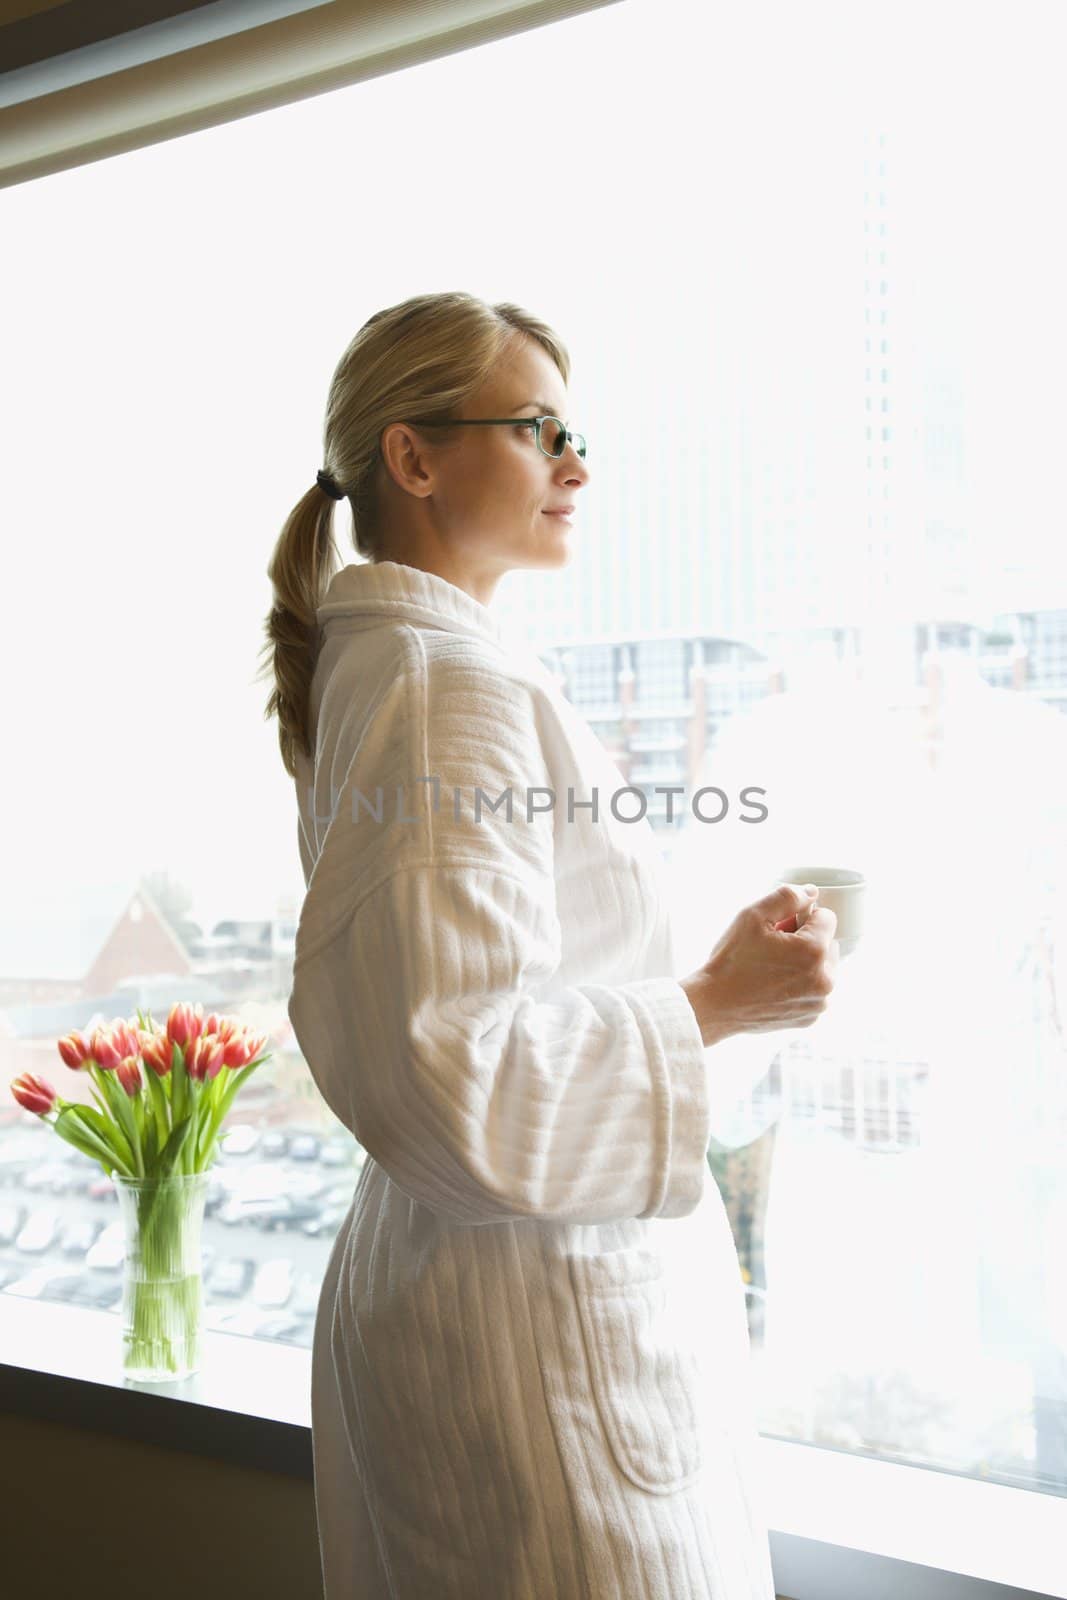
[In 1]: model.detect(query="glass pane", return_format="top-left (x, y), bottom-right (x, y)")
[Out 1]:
top-left (538, 416), bottom-right (563, 455)
top-left (3, 0), bottom-right (1065, 1526)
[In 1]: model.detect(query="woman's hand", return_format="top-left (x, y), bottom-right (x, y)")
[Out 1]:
top-left (680, 883), bottom-right (839, 1047)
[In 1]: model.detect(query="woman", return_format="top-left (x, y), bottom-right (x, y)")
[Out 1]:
top-left (258, 291), bottom-right (838, 1599)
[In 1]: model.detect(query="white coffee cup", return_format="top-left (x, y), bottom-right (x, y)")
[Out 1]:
top-left (776, 866), bottom-right (866, 957)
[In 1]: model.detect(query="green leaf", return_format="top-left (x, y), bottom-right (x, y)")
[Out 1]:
top-left (141, 1108), bottom-right (158, 1167)
top-left (94, 1066), bottom-right (143, 1176)
top-left (86, 1078), bottom-right (137, 1170)
top-left (198, 1076), bottom-right (232, 1168)
top-left (53, 1107), bottom-right (133, 1177)
top-left (70, 1102), bottom-right (118, 1146)
top-left (171, 1041), bottom-right (188, 1130)
top-left (158, 1114), bottom-right (194, 1172)
top-left (220, 1062), bottom-right (260, 1117)
top-left (145, 1067), bottom-right (171, 1143)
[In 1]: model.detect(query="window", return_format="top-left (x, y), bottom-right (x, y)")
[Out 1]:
top-left (3, 0), bottom-right (1066, 1592)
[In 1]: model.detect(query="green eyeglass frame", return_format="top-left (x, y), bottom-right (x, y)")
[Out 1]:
top-left (416, 416), bottom-right (587, 460)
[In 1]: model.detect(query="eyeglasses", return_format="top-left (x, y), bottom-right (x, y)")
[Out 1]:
top-left (416, 415), bottom-right (587, 460)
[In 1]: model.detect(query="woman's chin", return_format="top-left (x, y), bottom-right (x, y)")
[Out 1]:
top-left (538, 538), bottom-right (574, 567)
top-left (539, 518), bottom-right (575, 553)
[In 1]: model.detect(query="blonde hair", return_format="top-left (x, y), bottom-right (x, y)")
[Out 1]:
top-left (256, 291), bottom-right (571, 780)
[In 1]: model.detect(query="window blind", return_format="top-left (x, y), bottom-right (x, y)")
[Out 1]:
top-left (0, 0), bottom-right (620, 190)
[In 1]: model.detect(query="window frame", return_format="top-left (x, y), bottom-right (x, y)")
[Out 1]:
top-left (3, 7), bottom-right (1064, 1597)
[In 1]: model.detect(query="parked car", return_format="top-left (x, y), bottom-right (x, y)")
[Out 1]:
top-left (288, 1135), bottom-right (320, 1162)
top-left (3, 1264), bottom-right (79, 1299)
top-left (24, 1161), bottom-right (77, 1194)
top-left (256, 1195), bottom-right (324, 1232)
top-left (292, 1271), bottom-right (324, 1318)
top-left (213, 1161), bottom-right (278, 1198)
top-left (57, 1165), bottom-right (92, 1195)
top-left (302, 1202), bottom-right (351, 1239)
top-left (58, 1217), bottom-right (103, 1257)
top-left (72, 1275), bottom-right (123, 1310)
top-left (289, 1172), bottom-right (332, 1200)
top-left (217, 1193), bottom-right (312, 1230)
top-left (86, 1220), bottom-right (125, 1271)
top-left (205, 1257), bottom-right (255, 1298)
top-left (254, 1315), bottom-right (306, 1343)
top-left (41, 1271), bottom-right (123, 1310)
top-left (219, 1124), bottom-right (261, 1158)
top-left (0, 1134), bottom-right (47, 1179)
top-left (15, 1209), bottom-right (60, 1254)
top-left (0, 1259), bottom-right (27, 1290)
top-left (217, 1197), bottom-right (266, 1227)
top-left (215, 1161), bottom-right (325, 1199)
top-left (207, 1305), bottom-right (277, 1336)
top-left (259, 1131), bottom-right (289, 1159)
top-left (203, 1175), bottom-right (228, 1216)
top-left (0, 1203), bottom-right (27, 1248)
top-left (252, 1258), bottom-right (293, 1308)
top-left (320, 1137), bottom-right (356, 1167)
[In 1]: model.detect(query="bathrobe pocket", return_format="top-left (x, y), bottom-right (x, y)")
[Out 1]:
top-left (570, 1244), bottom-right (704, 1494)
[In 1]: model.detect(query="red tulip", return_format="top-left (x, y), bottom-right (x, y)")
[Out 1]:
top-left (111, 1019), bottom-right (140, 1059)
top-left (57, 1030), bottom-right (92, 1070)
top-left (191, 1033), bottom-right (226, 1083)
top-left (222, 1030), bottom-right (254, 1069)
top-left (89, 1026), bottom-right (123, 1071)
top-left (166, 1002), bottom-right (204, 1050)
top-left (140, 1033), bottom-right (174, 1078)
top-left (184, 1034), bottom-right (201, 1080)
top-left (11, 1072), bottom-right (57, 1116)
top-left (116, 1056), bottom-right (143, 1098)
top-left (184, 1034), bottom-right (210, 1081)
top-left (216, 1018), bottom-right (241, 1049)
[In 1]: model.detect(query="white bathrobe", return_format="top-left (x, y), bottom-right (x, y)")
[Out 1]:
top-left (288, 559), bottom-right (777, 1599)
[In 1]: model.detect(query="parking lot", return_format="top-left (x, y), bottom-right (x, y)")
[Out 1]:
top-left (0, 1118), bottom-right (366, 1346)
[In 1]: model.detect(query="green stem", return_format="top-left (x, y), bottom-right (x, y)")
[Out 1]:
top-left (118, 1175), bottom-right (207, 1380)
top-left (92, 1065), bottom-right (142, 1176)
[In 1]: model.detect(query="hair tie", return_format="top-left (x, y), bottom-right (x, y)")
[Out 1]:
top-left (316, 469), bottom-right (345, 500)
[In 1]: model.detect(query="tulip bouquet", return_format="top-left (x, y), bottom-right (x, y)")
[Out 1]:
top-left (10, 1001), bottom-right (271, 1180)
top-left (9, 1002), bottom-right (272, 1381)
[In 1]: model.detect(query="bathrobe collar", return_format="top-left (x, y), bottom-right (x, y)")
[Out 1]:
top-left (316, 560), bottom-right (511, 654)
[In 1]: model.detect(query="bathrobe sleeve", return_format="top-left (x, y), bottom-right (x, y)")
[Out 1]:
top-left (288, 643), bottom-right (713, 1227)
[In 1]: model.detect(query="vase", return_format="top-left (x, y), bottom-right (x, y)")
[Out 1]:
top-left (112, 1170), bottom-right (210, 1382)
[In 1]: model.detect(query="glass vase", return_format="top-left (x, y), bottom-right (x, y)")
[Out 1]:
top-left (112, 1170), bottom-right (209, 1382)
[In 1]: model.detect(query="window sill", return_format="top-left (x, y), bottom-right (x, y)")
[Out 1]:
top-left (759, 1435), bottom-right (1066, 1599)
top-left (0, 1290), bottom-right (311, 1478)
top-left (1, 1294), bottom-right (1063, 1599)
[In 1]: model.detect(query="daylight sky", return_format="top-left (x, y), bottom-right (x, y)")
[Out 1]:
top-left (2, 0), bottom-right (1063, 927)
